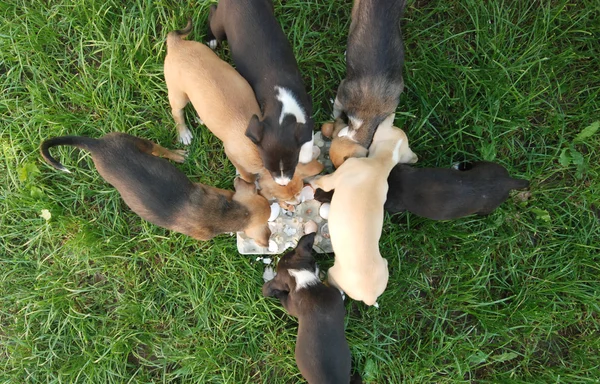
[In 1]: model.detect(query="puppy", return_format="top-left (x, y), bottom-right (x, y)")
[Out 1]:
top-left (164, 19), bottom-right (263, 183)
top-left (207, 0), bottom-right (315, 185)
top-left (384, 161), bottom-right (530, 219)
top-left (40, 133), bottom-right (271, 246)
top-left (258, 159), bottom-right (324, 204)
top-left (311, 115), bottom-right (417, 305)
top-left (314, 162), bottom-right (530, 220)
top-left (333, 0), bottom-right (407, 148)
top-left (322, 119), bottom-right (368, 168)
top-left (263, 233), bottom-right (352, 384)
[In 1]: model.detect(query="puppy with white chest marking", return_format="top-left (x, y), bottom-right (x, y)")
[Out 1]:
top-left (40, 133), bottom-right (271, 246)
top-left (164, 19), bottom-right (263, 183)
top-left (311, 115), bottom-right (416, 306)
top-left (165, 20), bottom-right (323, 204)
top-left (333, 0), bottom-right (407, 148)
top-left (263, 233), bottom-right (354, 384)
top-left (207, 0), bottom-right (315, 186)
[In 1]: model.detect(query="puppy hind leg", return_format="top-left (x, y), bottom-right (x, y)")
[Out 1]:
top-left (207, 4), bottom-right (226, 49)
top-left (168, 90), bottom-right (193, 145)
top-left (132, 138), bottom-right (186, 163)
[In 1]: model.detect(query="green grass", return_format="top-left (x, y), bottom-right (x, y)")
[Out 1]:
top-left (1, 0), bottom-right (599, 382)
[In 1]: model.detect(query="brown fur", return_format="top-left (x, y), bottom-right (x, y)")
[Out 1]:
top-left (40, 133), bottom-right (272, 246)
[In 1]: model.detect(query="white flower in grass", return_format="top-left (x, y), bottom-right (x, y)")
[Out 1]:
top-left (40, 209), bottom-right (51, 221)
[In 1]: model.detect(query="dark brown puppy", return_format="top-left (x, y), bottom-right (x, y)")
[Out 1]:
top-left (40, 133), bottom-right (271, 245)
top-left (315, 161), bottom-right (529, 220)
top-left (263, 233), bottom-right (353, 384)
top-left (333, 0), bottom-right (407, 148)
top-left (207, 0), bottom-right (314, 186)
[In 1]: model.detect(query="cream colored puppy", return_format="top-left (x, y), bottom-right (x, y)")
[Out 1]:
top-left (164, 19), bottom-right (263, 183)
top-left (311, 114), bottom-right (417, 306)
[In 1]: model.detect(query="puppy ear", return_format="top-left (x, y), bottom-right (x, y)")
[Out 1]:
top-left (296, 232), bottom-right (316, 254)
top-left (262, 277), bottom-right (289, 297)
top-left (234, 177), bottom-right (257, 194)
top-left (246, 115), bottom-right (264, 144)
top-left (381, 113), bottom-right (396, 128)
top-left (295, 123), bottom-right (313, 145)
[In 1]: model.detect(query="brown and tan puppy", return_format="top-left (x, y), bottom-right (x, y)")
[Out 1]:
top-left (311, 115), bottom-right (416, 305)
top-left (258, 159), bottom-right (324, 204)
top-left (333, 0), bottom-right (407, 149)
top-left (40, 133), bottom-right (271, 246)
top-left (164, 19), bottom-right (263, 183)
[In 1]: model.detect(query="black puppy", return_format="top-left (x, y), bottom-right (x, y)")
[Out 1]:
top-left (333, 0), bottom-right (407, 148)
top-left (207, 0), bottom-right (314, 186)
top-left (263, 233), bottom-right (353, 384)
top-left (315, 161), bottom-right (529, 220)
top-left (40, 133), bottom-right (272, 245)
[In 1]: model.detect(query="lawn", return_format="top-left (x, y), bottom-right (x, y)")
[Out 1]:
top-left (1, 0), bottom-right (599, 382)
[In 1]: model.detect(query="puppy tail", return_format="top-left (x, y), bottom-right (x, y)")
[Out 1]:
top-left (509, 177), bottom-right (530, 190)
top-left (167, 18), bottom-right (193, 45)
top-left (40, 136), bottom-right (98, 173)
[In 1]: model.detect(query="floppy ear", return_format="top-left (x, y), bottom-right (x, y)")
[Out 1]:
top-left (381, 113), bottom-right (396, 129)
top-left (295, 122), bottom-right (313, 145)
top-left (262, 277), bottom-right (290, 298)
top-left (296, 233), bottom-right (316, 255)
top-left (234, 177), bottom-right (257, 194)
top-left (246, 115), bottom-right (264, 144)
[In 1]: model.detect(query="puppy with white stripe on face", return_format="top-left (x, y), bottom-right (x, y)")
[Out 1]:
top-left (263, 233), bottom-right (354, 384)
top-left (207, 0), bottom-right (314, 186)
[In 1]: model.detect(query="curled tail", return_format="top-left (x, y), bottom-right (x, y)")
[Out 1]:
top-left (166, 18), bottom-right (193, 47)
top-left (40, 136), bottom-right (98, 173)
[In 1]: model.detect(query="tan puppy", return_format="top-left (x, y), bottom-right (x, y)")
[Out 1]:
top-left (321, 119), bottom-right (368, 168)
top-left (164, 19), bottom-right (263, 183)
top-left (311, 114), bottom-right (417, 305)
top-left (258, 159), bottom-right (324, 203)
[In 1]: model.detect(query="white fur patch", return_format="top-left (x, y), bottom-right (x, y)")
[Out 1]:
top-left (274, 176), bottom-right (291, 186)
top-left (349, 116), bottom-right (363, 131)
top-left (208, 40), bottom-right (217, 50)
top-left (289, 267), bottom-right (320, 291)
top-left (298, 133), bottom-right (314, 163)
top-left (392, 138), bottom-right (404, 164)
top-left (178, 126), bottom-right (193, 145)
top-left (275, 86), bottom-right (306, 125)
top-left (337, 126), bottom-right (350, 137)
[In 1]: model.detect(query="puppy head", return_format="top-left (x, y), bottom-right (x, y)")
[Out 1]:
top-left (233, 177), bottom-right (272, 247)
top-left (258, 159), bottom-right (324, 203)
top-left (262, 233), bottom-right (318, 297)
top-left (246, 114), bottom-right (313, 186)
top-left (329, 137), bottom-right (368, 168)
top-left (369, 114), bottom-right (418, 164)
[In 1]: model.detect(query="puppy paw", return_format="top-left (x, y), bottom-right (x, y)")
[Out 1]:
top-left (178, 127), bottom-right (193, 145)
top-left (207, 39), bottom-right (217, 50)
top-left (171, 149), bottom-right (188, 163)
